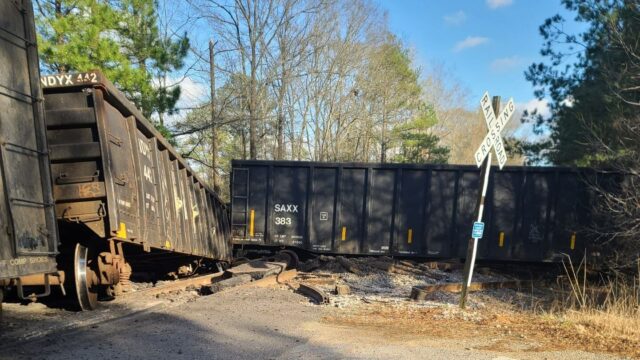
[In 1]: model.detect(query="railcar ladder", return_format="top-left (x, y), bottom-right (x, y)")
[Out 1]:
top-left (231, 168), bottom-right (250, 238)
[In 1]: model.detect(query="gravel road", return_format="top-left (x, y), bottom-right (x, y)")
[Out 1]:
top-left (0, 285), bottom-right (623, 360)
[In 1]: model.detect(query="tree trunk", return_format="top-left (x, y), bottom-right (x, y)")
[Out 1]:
top-left (276, 65), bottom-right (287, 160)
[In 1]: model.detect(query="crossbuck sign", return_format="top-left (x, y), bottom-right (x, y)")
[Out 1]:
top-left (474, 92), bottom-right (516, 169)
top-left (460, 92), bottom-right (516, 309)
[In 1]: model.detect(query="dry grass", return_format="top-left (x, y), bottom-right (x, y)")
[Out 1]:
top-left (545, 255), bottom-right (640, 356)
top-left (321, 256), bottom-right (640, 358)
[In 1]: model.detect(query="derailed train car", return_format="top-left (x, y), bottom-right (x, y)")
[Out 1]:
top-left (230, 160), bottom-right (604, 262)
top-left (41, 71), bottom-right (232, 309)
top-left (0, 0), bottom-right (60, 300)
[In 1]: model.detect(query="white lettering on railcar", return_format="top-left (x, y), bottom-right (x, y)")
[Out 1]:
top-left (143, 165), bottom-right (154, 183)
top-left (138, 138), bottom-right (154, 162)
top-left (40, 72), bottom-right (98, 87)
top-left (274, 217), bottom-right (292, 226)
top-left (145, 193), bottom-right (156, 212)
top-left (3, 256), bottom-right (50, 267)
top-left (274, 204), bottom-right (298, 213)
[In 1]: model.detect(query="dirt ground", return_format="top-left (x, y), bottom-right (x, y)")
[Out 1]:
top-left (0, 257), bottom-right (637, 359)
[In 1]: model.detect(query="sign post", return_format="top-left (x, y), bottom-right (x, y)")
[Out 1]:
top-left (459, 94), bottom-right (515, 309)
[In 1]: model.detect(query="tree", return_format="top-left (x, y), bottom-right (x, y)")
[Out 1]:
top-left (525, 0), bottom-right (640, 267)
top-left (521, 0), bottom-right (639, 166)
top-left (392, 105), bottom-right (449, 164)
top-left (114, 0), bottom-right (190, 123)
top-left (357, 34), bottom-right (422, 163)
top-left (36, 0), bottom-right (140, 80)
top-left (35, 0), bottom-right (189, 131)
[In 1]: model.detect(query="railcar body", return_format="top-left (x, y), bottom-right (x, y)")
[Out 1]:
top-left (231, 160), bottom-right (603, 262)
top-left (0, 0), bottom-right (59, 298)
top-left (41, 71), bottom-right (232, 309)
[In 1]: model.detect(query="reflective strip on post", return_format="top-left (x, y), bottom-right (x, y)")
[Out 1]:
top-left (570, 232), bottom-right (576, 250)
top-left (249, 209), bottom-right (255, 237)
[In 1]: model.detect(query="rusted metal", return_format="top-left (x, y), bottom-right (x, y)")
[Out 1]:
top-left (224, 260), bottom-right (288, 279)
top-left (246, 269), bottom-right (298, 288)
top-left (0, 271), bottom-right (65, 286)
top-left (42, 70), bottom-right (232, 264)
top-left (298, 283), bottom-right (330, 304)
top-left (137, 268), bottom-right (298, 297)
top-left (0, 0), bottom-right (59, 281)
top-left (134, 271), bottom-right (227, 297)
top-left (410, 280), bottom-right (533, 300)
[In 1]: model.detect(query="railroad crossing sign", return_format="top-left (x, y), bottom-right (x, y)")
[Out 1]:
top-left (474, 92), bottom-right (516, 169)
top-left (460, 93), bottom-right (515, 310)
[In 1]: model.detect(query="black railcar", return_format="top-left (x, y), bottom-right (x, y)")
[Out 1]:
top-left (230, 160), bottom-right (603, 262)
top-left (41, 71), bottom-right (232, 309)
top-left (0, 0), bottom-right (60, 300)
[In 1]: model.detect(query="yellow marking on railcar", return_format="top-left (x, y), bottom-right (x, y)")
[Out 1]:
top-left (165, 240), bottom-right (171, 249)
top-left (570, 232), bottom-right (576, 250)
top-left (499, 232), bottom-right (505, 247)
top-left (407, 228), bottom-right (413, 244)
top-left (341, 226), bottom-right (347, 241)
top-left (249, 209), bottom-right (255, 237)
top-left (116, 222), bottom-right (127, 239)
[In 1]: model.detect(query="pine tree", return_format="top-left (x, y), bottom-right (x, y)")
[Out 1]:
top-left (35, 0), bottom-right (189, 133)
top-left (114, 0), bottom-right (190, 124)
top-left (522, 0), bottom-right (640, 165)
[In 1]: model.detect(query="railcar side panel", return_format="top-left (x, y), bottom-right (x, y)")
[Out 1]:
top-left (0, 0), bottom-right (58, 279)
top-left (365, 169), bottom-right (395, 254)
top-left (309, 167), bottom-right (337, 252)
top-left (270, 166), bottom-right (308, 247)
top-left (231, 160), bottom-right (609, 262)
top-left (395, 169), bottom-right (429, 256)
top-left (336, 168), bottom-right (366, 254)
top-left (42, 71), bottom-right (231, 261)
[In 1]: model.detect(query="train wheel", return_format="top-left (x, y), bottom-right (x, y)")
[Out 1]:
top-left (72, 243), bottom-right (99, 310)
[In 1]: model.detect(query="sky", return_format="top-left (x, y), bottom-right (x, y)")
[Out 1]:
top-left (377, 0), bottom-right (583, 117)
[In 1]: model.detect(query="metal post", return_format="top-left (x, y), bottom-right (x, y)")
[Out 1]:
top-left (460, 96), bottom-right (500, 309)
top-left (209, 39), bottom-right (217, 190)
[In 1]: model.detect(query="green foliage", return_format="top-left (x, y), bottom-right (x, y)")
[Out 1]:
top-left (393, 105), bottom-right (450, 164)
top-left (356, 34), bottom-right (447, 163)
top-left (35, 0), bottom-right (189, 128)
top-left (114, 0), bottom-right (190, 120)
top-left (522, 0), bottom-right (640, 166)
top-left (36, 0), bottom-right (142, 82)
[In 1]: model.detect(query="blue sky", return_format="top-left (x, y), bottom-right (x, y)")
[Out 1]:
top-left (377, 0), bottom-right (583, 112)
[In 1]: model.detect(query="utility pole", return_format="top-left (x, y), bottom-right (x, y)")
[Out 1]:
top-left (209, 39), bottom-right (217, 190)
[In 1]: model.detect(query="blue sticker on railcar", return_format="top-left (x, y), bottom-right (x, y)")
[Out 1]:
top-left (472, 222), bottom-right (485, 239)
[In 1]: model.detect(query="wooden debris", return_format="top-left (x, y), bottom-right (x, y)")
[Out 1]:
top-left (335, 284), bottom-right (350, 295)
top-left (368, 260), bottom-right (424, 275)
top-left (299, 258), bottom-right (320, 272)
top-left (336, 256), bottom-right (363, 275)
top-left (318, 255), bottom-right (335, 262)
top-left (410, 280), bottom-right (532, 300)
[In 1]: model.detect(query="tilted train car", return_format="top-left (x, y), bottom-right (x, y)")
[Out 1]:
top-left (41, 71), bottom-right (232, 309)
top-left (230, 160), bottom-right (602, 262)
top-left (0, 0), bottom-right (60, 301)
